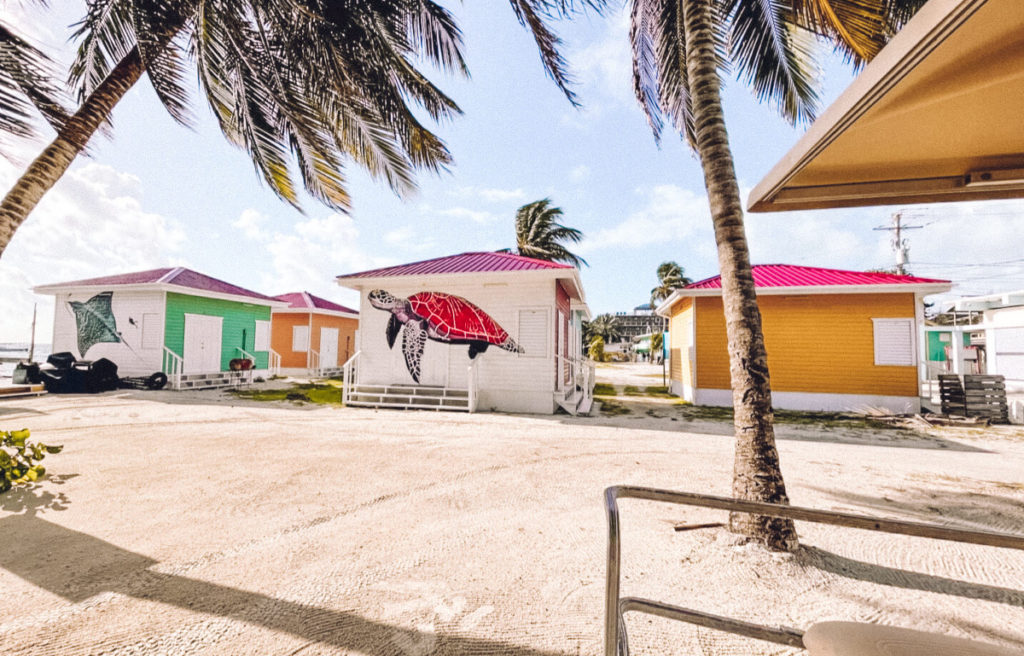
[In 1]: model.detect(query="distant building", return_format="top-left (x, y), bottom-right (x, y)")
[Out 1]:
top-left (612, 305), bottom-right (667, 342)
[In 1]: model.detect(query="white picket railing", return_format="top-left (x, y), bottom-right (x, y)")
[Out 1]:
top-left (555, 353), bottom-right (598, 415)
top-left (269, 349), bottom-right (281, 376)
top-left (467, 357), bottom-right (481, 413)
top-left (162, 347), bottom-right (183, 389)
top-left (309, 349), bottom-right (321, 377)
top-left (341, 350), bottom-right (361, 405)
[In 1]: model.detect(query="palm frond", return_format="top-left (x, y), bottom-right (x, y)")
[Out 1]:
top-left (70, 0), bottom-right (137, 100)
top-left (725, 0), bottom-right (820, 125)
top-left (0, 22), bottom-right (67, 140)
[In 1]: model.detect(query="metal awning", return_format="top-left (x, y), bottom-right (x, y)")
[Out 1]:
top-left (748, 0), bottom-right (1024, 212)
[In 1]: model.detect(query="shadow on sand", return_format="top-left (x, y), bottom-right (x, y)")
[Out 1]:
top-left (0, 512), bottom-right (570, 655)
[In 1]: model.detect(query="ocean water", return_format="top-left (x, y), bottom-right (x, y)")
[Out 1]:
top-left (0, 343), bottom-right (52, 381)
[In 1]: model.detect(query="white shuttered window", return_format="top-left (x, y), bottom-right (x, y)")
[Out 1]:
top-left (292, 325), bottom-right (310, 352)
top-left (873, 318), bottom-right (916, 366)
top-left (517, 309), bottom-right (548, 358)
top-left (254, 320), bottom-right (271, 351)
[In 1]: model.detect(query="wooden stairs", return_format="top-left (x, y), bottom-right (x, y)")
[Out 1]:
top-left (345, 384), bottom-right (470, 411)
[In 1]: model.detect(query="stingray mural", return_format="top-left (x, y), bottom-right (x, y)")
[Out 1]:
top-left (369, 290), bottom-right (524, 383)
top-left (68, 292), bottom-right (122, 357)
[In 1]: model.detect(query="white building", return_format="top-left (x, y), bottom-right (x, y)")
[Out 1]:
top-left (336, 251), bottom-right (592, 414)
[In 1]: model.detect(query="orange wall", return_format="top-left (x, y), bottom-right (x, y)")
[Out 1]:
top-left (271, 312), bottom-right (359, 369)
top-left (668, 298), bottom-right (693, 387)
top-left (690, 293), bottom-right (918, 397)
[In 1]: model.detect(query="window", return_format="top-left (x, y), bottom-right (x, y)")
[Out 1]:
top-left (517, 309), bottom-right (548, 358)
top-left (254, 320), bottom-right (270, 351)
top-left (292, 325), bottom-right (310, 352)
top-left (873, 318), bottom-right (916, 366)
top-left (141, 313), bottom-right (161, 349)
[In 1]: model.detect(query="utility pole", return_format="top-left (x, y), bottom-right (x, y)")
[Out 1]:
top-left (874, 212), bottom-right (923, 274)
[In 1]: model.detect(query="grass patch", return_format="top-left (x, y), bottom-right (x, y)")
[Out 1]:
top-left (672, 403), bottom-right (897, 429)
top-left (593, 383), bottom-right (617, 396)
top-left (598, 400), bottom-right (632, 416)
top-left (231, 383), bottom-right (343, 406)
top-left (623, 385), bottom-right (642, 396)
top-left (619, 385), bottom-right (674, 399)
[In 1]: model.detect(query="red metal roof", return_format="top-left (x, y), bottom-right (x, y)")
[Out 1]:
top-left (274, 292), bottom-right (358, 314)
top-left (338, 251), bottom-right (574, 279)
top-left (41, 267), bottom-right (277, 302)
top-left (685, 264), bottom-right (949, 289)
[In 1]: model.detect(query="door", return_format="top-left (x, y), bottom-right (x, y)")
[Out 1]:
top-left (183, 314), bottom-right (223, 373)
top-left (320, 327), bottom-right (339, 369)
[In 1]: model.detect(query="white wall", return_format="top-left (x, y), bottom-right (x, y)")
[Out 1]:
top-left (52, 290), bottom-right (165, 376)
top-left (356, 279), bottom-right (557, 413)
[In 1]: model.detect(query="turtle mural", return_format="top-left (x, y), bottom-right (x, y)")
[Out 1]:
top-left (368, 290), bottom-right (524, 383)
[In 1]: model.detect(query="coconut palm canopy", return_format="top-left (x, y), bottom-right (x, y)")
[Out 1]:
top-left (512, 198), bottom-right (587, 268)
top-left (0, 13), bottom-right (65, 146)
top-left (650, 261), bottom-right (691, 307)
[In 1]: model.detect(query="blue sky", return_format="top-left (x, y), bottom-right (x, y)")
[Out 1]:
top-left (3, 2), bottom-right (1024, 342)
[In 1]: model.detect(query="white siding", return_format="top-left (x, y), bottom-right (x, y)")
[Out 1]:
top-left (873, 318), bottom-right (916, 366)
top-left (357, 278), bottom-right (557, 411)
top-left (51, 290), bottom-right (165, 376)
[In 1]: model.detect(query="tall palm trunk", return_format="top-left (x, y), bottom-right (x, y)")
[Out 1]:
top-left (0, 48), bottom-right (144, 257)
top-left (681, 0), bottom-right (797, 551)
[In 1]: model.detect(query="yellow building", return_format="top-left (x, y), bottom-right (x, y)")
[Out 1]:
top-left (656, 265), bottom-right (950, 413)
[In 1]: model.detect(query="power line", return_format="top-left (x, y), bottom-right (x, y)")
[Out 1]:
top-left (873, 212), bottom-right (923, 274)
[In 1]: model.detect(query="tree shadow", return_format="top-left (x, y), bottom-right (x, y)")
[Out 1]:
top-left (810, 487), bottom-right (1024, 534)
top-left (0, 514), bottom-right (570, 655)
top-left (0, 474), bottom-right (76, 515)
top-left (0, 404), bottom-right (48, 417)
top-left (799, 545), bottom-right (1024, 610)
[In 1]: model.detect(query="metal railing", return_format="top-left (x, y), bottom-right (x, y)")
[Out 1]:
top-left (341, 350), bottom-right (361, 405)
top-left (161, 347), bottom-right (183, 389)
top-left (604, 485), bottom-right (1024, 656)
top-left (268, 349), bottom-right (281, 376)
top-left (467, 357), bottom-right (480, 413)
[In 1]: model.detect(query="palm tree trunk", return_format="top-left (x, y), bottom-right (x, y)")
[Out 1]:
top-left (681, 0), bottom-right (797, 551)
top-left (0, 47), bottom-right (144, 258)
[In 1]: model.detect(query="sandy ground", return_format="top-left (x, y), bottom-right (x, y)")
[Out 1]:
top-left (1, 377), bottom-right (1024, 655)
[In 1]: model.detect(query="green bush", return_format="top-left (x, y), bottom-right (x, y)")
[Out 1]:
top-left (588, 335), bottom-right (606, 362)
top-left (1, 429), bottom-right (62, 493)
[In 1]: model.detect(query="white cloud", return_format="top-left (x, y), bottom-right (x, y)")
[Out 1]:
top-left (437, 207), bottom-right (499, 224)
top-left (0, 162), bottom-right (187, 341)
top-left (569, 165), bottom-right (591, 183)
top-left (232, 208), bottom-right (271, 241)
top-left (478, 187), bottom-right (526, 203)
top-left (579, 184), bottom-right (713, 253)
top-left (573, 8), bottom-right (633, 107)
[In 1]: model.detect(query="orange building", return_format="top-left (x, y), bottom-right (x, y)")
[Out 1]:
top-left (656, 265), bottom-right (950, 413)
top-left (271, 292), bottom-right (359, 376)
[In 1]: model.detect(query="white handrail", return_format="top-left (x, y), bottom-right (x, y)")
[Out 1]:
top-left (162, 347), bottom-right (183, 390)
top-left (341, 350), bottom-right (361, 405)
top-left (467, 357), bottom-right (480, 413)
top-left (309, 349), bottom-right (321, 376)
top-left (268, 349), bottom-right (281, 376)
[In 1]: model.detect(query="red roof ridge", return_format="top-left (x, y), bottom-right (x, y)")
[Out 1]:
top-left (337, 250), bottom-right (575, 279)
top-left (683, 263), bottom-right (950, 290)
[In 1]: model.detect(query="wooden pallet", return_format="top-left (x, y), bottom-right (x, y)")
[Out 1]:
top-left (938, 374), bottom-right (1008, 423)
top-left (0, 384), bottom-right (46, 399)
top-left (963, 374), bottom-right (1009, 423)
top-left (938, 374), bottom-right (966, 416)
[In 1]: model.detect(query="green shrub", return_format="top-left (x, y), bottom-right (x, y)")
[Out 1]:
top-left (1, 429), bottom-right (62, 493)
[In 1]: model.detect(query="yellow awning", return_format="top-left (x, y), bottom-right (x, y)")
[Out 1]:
top-left (748, 0), bottom-right (1024, 212)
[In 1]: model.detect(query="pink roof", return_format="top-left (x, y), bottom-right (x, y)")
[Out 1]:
top-left (338, 251), bottom-right (573, 279)
top-left (685, 264), bottom-right (949, 290)
top-left (40, 267), bottom-right (277, 302)
top-left (274, 292), bottom-right (358, 315)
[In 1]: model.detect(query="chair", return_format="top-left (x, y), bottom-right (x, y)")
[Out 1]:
top-left (604, 486), bottom-right (1024, 656)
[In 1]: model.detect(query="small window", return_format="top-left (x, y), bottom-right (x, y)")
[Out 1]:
top-left (254, 320), bottom-right (270, 351)
top-left (292, 325), bottom-right (310, 352)
top-left (517, 309), bottom-right (548, 358)
top-left (141, 313), bottom-right (161, 350)
top-left (873, 318), bottom-right (916, 366)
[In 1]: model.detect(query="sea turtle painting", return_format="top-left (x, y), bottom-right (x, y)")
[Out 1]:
top-left (368, 289), bottom-right (524, 383)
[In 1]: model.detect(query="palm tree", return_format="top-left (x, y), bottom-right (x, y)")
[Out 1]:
top-left (628, 0), bottom-right (925, 550)
top-left (512, 198), bottom-right (587, 267)
top-left (650, 260), bottom-right (691, 308)
top-left (0, 9), bottom-right (66, 149)
top-left (0, 0), bottom-right (604, 257)
top-left (586, 313), bottom-right (621, 344)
